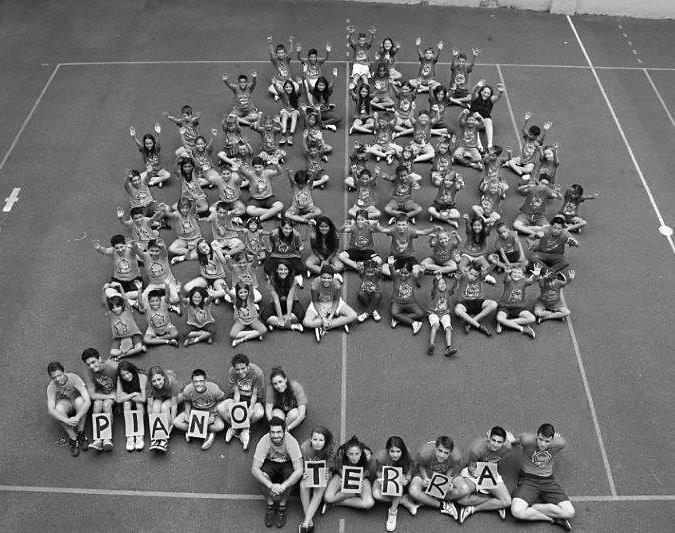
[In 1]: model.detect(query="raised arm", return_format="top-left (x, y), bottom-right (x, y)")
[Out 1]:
top-left (221, 73), bottom-right (238, 93)
top-left (129, 126), bottom-right (142, 148)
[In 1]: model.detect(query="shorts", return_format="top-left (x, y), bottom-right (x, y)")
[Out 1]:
top-left (391, 200), bottom-right (416, 213)
top-left (559, 213), bottom-right (581, 225)
top-left (498, 305), bottom-right (526, 319)
top-left (307, 298), bottom-right (346, 319)
top-left (214, 237), bottom-right (244, 253)
top-left (454, 146), bottom-right (481, 160)
top-left (345, 248), bottom-right (375, 262)
top-left (188, 323), bottom-right (216, 334)
top-left (460, 466), bottom-right (504, 494)
top-left (513, 473), bottom-right (569, 505)
top-left (451, 87), bottom-right (469, 99)
top-left (218, 199), bottom-right (246, 214)
top-left (261, 459), bottom-right (295, 484)
top-left (146, 324), bottom-right (176, 337)
top-left (351, 63), bottom-right (371, 79)
top-left (432, 200), bottom-right (456, 211)
top-left (515, 211), bottom-right (548, 227)
top-left (458, 299), bottom-right (484, 316)
top-left (286, 203), bottom-right (316, 217)
top-left (428, 313), bottom-right (452, 329)
top-left (249, 196), bottom-right (276, 209)
top-left (111, 277), bottom-right (143, 293)
top-left (535, 299), bottom-right (568, 314)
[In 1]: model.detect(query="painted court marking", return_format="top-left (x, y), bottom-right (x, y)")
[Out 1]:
top-left (566, 15), bottom-right (675, 256)
top-left (499, 65), bottom-right (617, 497)
top-left (1, 484), bottom-right (674, 503)
top-left (2, 187), bottom-right (20, 212)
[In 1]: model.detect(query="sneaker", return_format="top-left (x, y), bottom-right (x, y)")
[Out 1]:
top-left (334, 273), bottom-right (343, 284)
top-left (427, 345), bottom-right (435, 356)
top-left (408, 503), bottom-right (420, 516)
top-left (522, 325), bottom-right (536, 339)
top-left (409, 217), bottom-right (416, 225)
top-left (478, 324), bottom-right (492, 337)
top-left (279, 136), bottom-right (286, 145)
top-left (185, 432), bottom-right (191, 442)
top-left (343, 324), bottom-right (350, 334)
top-left (388, 216), bottom-right (396, 225)
top-left (440, 501), bottom-right (458, 520)
top-left (496, 322), bottom-right (503, 334)
top-left (287, 136), bottom-right (294, 146)
top-left (372, 310), bottom-right (382, 322)
top-left (103, 439), bottom-right (113, 451)
top-left (265, 504), bottom-right (277, 527)
top-left (390, 317), bottom-right (398, 328)
top-left (276, 505), bottom-right (288, 528)
top-left (444, 345), bottom-right (458, 357)
top-left (149, 439), bottom-right (159, 451)
top-left (463, 322), bottom-right (472, 334)
top-left (386, 154), bottom-right (394, 165)
top-left (320, 503), bottom-right (328, 515)
top-left (315, 327), bottom-right (322, 343)
top-left (459, 505), bottom-right (475, 524)
top-left (69, 438), bottom-right (80, 457)
top-left (239, 429), bottom-right (251, 451)
top-left (385, 509), bottom-right (398, 532)
top-left (290, 323), bottom-right (304, 332)
top-left (357, 312), bottom-right (369, 323)
top-left (77, 432), bottom-right (89, 452)
top-left (156, 439), bottom-right (168, 453)
top-left (498, 508), bottom-right (507, 520)
top-left (326, 124), bottom-right (337, 132)
top-left (135, 436), bottom-right (145, 450)
top-left (170, 305), bottom-right (182, 316)
top-left (412, 321), bottom-right (422, 335)
top-left (89, 439), bottom-right (104, 452)
top-left (484, 274), bottom-right (497, 285)
top-left (201, 432), bottom-right (215, 450)
top-left (551, 518), bottom-right (572, 531)
top-left (126, 436), bottom-right (135, 452)
top-left (225, 427), bottom-right (235, 443)
top-left (295, 274), bottom-right (304, 288)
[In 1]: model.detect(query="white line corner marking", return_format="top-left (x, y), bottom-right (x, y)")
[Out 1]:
top-left (3, 187), bottom-right (21, 212)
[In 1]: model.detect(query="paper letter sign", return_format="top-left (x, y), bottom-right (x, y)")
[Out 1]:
top-left (124, 409), bottom-right (145, 437)
top-left (149, 413), bottom-right (170, 440)
top-left (476, 462), bottom-right (499, 490)
top-left (305, 460), bottom-right (327, 488)
top-left (229, 402), bottom-right (250, 430)
top-left (425, 473), bottom-right (451, 499)
top-left (92, 413), bottom-right (112, 440)
top-left (381, 466), bottom-right (403, 497)
top-left (187, 409), bottom-right (209, 439)
top-left (341, 466), bottom-right (364, 494)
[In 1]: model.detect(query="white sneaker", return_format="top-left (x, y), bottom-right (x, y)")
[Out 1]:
top-left (391, 317), bottom-right (399, 328)
top-left (126, 436), bottom-right (135, 452)
top-left (440, 501), bottom-right (458, 520)
top-left (135, 436), bottom-right (145, 451)
top-left (459, 505), bottom-right (475, 524)
top-left (201, 432), bottom-right (215, 450)
top-left (239, 429), bottom-right (250, 450)
top-left (343, 324), bottom-right (350, 334)
top-left (295, 274), bottom-right (304, 288)
top-left (388, 216), bottom-right (396, 225)
top-left (484, 274), bottom-right (497, 285)
top-left (357, 312), bottom-right (369, 323)
top-left (498, 508), bottom-right (507, 520)
top-left (385, 510), bottom-right (398, 532)
top-left (315, 327), bottom-right (322, 343)
top-left (334, 273), bottom-right (343, 283)
top-left (225, 427), bottom-right (235, 443)
top-left (412, 321), bottom-right (423, 335)
top-left (372, 310), bottom-right (382, 322)
top-left (290, 323), bottom-right (304, 332)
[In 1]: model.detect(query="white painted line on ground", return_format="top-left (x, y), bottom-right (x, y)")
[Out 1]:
top-left (3, 187), bottom-right (21, 212)
top-left (560, 291), bottom-right (618, 497)
top-left (0, 485), bottom-right (264, 500)
top-left (501, 59), bottom-right (617, 497)
top-left (0, 64), bottom-right (60, 176)
top-left (339, 518), bottom-right (346, 532)
top-left (566, 15), bottom-right (675, 256)
top-left (495, 64), bottom-right (523, 152)
top-left (340, 61), bottom-right (351, 445)
top-left (643, 69), bottom-right (675, 133)
top-left (2, 484), bottom-right (674, 503)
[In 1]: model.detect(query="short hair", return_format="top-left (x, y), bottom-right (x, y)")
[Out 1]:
top-left (147, 289), bottom-right (163, 300)
top-left (275, 44), bottom-right (286, 52)
top-left (537, 423), bottom-right (555, 438)
top-left (527, 125), bottom-right (541, 137)
top-left (191, 368), bottom-right (206, 380)
top-left (308, 48), bottom-right (318, 56)
top-left (47, 361), bottom-right (64, 375)
top-left (110, 234), bottom-right (126, 246)
top-left (269, 416), bottom-right (286, 431)
top-left (231, 353), bottom-right (249, 367)
top-left (489, 426), bottom-right (507, 440)
top-left (395, 214), bottom-right (408, 223)
top-left (181, 104), bottom-right (193, 115)
top-left (458, 52), bottom-right (467, 60)
top-left (496, 221), bottom-right (508, 231)
top-left (550, 215), bottom-right (566, 227)
top-left (320, 264), bottom-right (335, 276)
top-left (251, 156), bottom-right (264, 167)
top-left (129, 207), bottom-right (145, 217)
top-left (80, 347), bottom-right (101, 363)
top-left (128, 169), bottom-right (141, 178)
top-left (238, 74), bottom-right (248, 82)
top-left (435, 435), bottom-right (454, 451)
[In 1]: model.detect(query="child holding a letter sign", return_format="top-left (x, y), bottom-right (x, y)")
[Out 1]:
top-left (146, 366), bottom-right (180, 452)
top-left (116, 361), bottom-right (147, 452)
top-left (408, 436), bottom-right (472, 520)
top-left (299, 426), bottom-right (335, 533)
top-left (323, 435), bottom-right (375, 513)
top-left (372, 436), bottom-right (417, 532)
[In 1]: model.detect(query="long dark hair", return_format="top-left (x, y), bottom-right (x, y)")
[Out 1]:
top-left (309, 425), bottom-right (335, 460)
top-left (467, 214), bottom-right (489, 247)
top-left (276, 217), bottom-right (295, 245)
top-left (311, 76), bottom-right (332, 104)
top-left (385, 435), bottom-right (413, 471)
top-left (141, 133), bottom-right (157, 154)
top-left (118, 360), bottom-right (143, 394)
top-left (195, 238), bottom-right (214, 266)
top-left (336, 435), bottom-right (371, 468)
top-left (312, 215), bottom-right (339, 255)
top-left (179, 157), bottom-right (196, 181)
top-left (269, 366), bottom-right (296, 406)
top-left (271, 259), bottom-right (294, 293)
